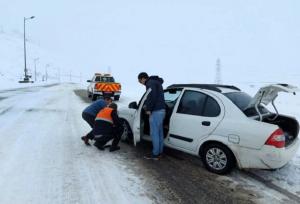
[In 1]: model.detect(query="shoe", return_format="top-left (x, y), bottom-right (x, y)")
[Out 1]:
top-left (93, 142), bottom-right (105, 150)
top-left (144, 153), bottom-right (160, 160)
top-left (109, 146), bottom-right (120, 152)
top-left (158, 153), bottom-right (165, 159)
top-left (81, 136), bottom-right (91, 146)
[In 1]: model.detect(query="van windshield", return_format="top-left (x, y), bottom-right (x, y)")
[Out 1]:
top-left (224, 92), bottom-right (269, 117)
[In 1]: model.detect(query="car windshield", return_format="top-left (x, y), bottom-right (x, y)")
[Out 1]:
top-left (94, 76), bottom-right (115, 82)
top-left (101, 77), bottom-right (115, 82)
top-left (224, 92), bottom-right (269, 117)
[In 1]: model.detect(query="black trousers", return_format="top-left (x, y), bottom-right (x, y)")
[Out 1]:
top-left (94, 126), bottom-right (123, 147)
top-left (82, 112), bottom-right (95, 140)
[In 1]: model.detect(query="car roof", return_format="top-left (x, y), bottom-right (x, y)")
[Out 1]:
top-left (167, 84), bottom-right (241, 93)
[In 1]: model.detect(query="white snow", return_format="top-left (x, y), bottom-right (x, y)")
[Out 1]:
top-left (1, 1), bottom-right (300, 202)
top-left (0, 83), bottom-right (157, 204)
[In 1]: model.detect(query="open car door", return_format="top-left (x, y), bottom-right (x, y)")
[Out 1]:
top-left (132, 88), bottom-right (152, 146)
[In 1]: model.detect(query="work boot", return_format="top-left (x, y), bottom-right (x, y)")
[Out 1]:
top-left (109, 146), bottom-right (120, 152)
top-left (81, 136), bottom-right (91, 146)
top-left (93, 142), bottom-right (105, 151)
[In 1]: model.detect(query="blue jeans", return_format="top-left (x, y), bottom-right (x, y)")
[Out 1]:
top-left (149, 109), bottom-right (166, 156)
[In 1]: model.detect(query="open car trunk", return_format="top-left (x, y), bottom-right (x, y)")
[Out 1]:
top-left (262, 114), bottom-right (299, 147)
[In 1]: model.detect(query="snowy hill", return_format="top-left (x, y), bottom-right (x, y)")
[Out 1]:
top-left (0, 26), bottom-right (65, 89)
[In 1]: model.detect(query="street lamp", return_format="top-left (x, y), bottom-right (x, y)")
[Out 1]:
top-left (21, 16), bottom-right (35, 83)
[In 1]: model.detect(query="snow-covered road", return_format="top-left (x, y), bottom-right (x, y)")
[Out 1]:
top-left (1, 83), bottom-right (300, 204)
top-left (0, 84), bottom-right (156, 204)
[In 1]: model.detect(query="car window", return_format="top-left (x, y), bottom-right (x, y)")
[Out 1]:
top-left (224, 92), bottom-right (269, 116)
top-left (164, 89), bottom-right (182, 102)
top-left (224, 92), bottom-right (251, 110)
top-left (203, 96), bottom-right (220, 117)
top-left (164, 89), bottom-right (182, 115)
top-left (177, 91), bottom-right (206, 116)
top-left (177, 90), bottom-right (220, 117)
top-left (100, 77), bottom-right (115, 82)
top-left (95, 76), bottom-right (101, 81)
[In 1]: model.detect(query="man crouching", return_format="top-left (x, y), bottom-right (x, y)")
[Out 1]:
top-left (93, 102), bottom-right (123, 152)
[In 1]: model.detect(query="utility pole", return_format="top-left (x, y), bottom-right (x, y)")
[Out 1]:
top-left (58, 68), bottom-right (61, 83)
top-left (215, 58), bottom-right (222, 84)
top-left (34, 58), bottom-right (39, 82)
top-left (45, 64), bottom-right (50, 81)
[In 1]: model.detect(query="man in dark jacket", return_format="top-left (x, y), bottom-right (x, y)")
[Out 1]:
top-left (138, 72), bottom-right (166, 160)
top-left (93, 102), bottom-right (123, 152)
top-left (81, 97), bottom-right (112, 145)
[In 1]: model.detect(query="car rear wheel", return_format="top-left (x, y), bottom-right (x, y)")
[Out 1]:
top-left (201, 143), bottom-right (235, 174)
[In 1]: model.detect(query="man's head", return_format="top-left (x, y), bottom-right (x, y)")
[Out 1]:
top-left (138, 72), bottom-right (149, 85)
top-left (104, 96), bottom-right (113, 104)
top-left (108, 102), bottom-right (118, 110)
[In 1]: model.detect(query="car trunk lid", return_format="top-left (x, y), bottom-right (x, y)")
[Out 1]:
top-left (245, 84), bottom-right (299, 121)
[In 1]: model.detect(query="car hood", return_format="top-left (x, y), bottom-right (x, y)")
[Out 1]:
top-left (246, 84), bottom-right (299, 109)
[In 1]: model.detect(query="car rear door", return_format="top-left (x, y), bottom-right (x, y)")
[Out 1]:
top-left (168, 89), bottom-right (224, 152)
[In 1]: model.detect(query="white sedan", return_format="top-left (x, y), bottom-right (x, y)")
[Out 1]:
top-left (119, 84), bottom-right (299, 174)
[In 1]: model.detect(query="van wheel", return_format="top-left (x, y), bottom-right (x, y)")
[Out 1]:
top-left (120, 120), bottom-right (133, 144)
top-left (201, 143), bottom-right (235, 174)
top-left (92, 94), bottom-right (98, 101)
top-left (87, 92), bottom-right (92, 98)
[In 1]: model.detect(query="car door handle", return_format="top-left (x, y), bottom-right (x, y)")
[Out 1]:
top-left (202, 121), bottom-right (211, 126)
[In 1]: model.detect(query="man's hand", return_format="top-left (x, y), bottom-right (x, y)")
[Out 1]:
top-left (146, 111), bottom-right (151, 115)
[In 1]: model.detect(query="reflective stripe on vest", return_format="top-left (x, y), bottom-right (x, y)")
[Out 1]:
top-left (95, 107), bottom-right (113, 124)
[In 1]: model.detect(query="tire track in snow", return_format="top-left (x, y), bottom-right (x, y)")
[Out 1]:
top-left (242, 171), bottom-right (300, 203)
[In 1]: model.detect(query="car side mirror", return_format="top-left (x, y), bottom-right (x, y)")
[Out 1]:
top-left (87, 80), bottom-right (91, 82)
top-left (128, 101), bottom-right (138, 109)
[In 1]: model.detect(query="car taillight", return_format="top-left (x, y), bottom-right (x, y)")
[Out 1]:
top-left (265, 129), bottom-right (285, 148)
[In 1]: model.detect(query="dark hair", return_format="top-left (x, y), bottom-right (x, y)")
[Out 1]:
top-left (138, 72), bottom-right (149, 80)
top-left (108, 102), bottom-right (118, 110)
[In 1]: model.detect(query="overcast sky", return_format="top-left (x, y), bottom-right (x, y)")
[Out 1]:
top-left (1, 0), bottom-right (299, 88)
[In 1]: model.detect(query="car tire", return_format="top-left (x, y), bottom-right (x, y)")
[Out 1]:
top-left (114, 96), bottom-right (120, 101)
top-left (92, 94), bottom-right (98, 101)
top-left (120, 119), bottom-right (133, 144)
top-left (88, 92), bottom-right (92, 98)
top-left (201, 143), bottom-right (235, 174)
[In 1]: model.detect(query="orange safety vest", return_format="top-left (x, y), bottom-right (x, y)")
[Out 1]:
top-left (95, 107), bottom-right (113, 124)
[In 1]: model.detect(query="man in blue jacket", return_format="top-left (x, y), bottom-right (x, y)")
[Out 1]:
top-left (138, 72), bottom-right (166, 160)
top-left (81, 96), bottom-right (112, 145)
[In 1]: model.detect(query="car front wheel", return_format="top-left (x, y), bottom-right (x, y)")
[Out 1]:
top-left (120, 120), bottom-right (133, 144)
top-left (201, 143), bottom-right (235, 174)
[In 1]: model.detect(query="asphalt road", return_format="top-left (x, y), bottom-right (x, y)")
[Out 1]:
top-left (74, 88), bottom-right (262, 204)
